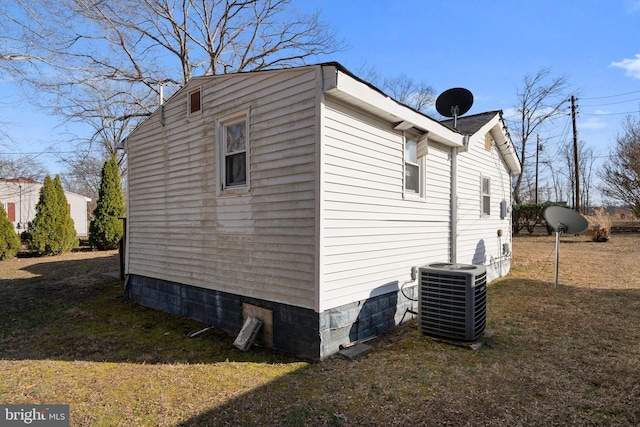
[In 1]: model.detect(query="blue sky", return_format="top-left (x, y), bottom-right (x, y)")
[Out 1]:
top-left (2, 0), bottom-right (640, 190)
top-left (303, 1), bottom-right (640, 154)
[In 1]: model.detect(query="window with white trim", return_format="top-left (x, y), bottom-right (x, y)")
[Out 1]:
top-left (404, 137), bottom-right (419, 194)
top-left (220, 112), bottom-right (249, 190)
top-left (481, 176), bottom-right (491, 216)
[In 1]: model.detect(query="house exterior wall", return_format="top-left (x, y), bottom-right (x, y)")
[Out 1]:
top-left (67, 192), bottom-right (91, 237)
top-left (455, 128), bottom-right (514, 281)
top-left (124, 64), bottom-right (518, 360)
top-left (315, 97), bottom-right (457, 356)
top-left (0, 180), bottom-right (90, 237)
top-left (319, 96), bottom-right (452, 313)
top-left (126, 67), bottom-right (320, 311)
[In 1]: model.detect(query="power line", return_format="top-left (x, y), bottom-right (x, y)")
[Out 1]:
top-left (581, 89), bottom-right (640, 100)
top-left (502, 111), bottom-right (571, 120)
top-left (580, 110), bottom-right (640, 116)
top-left (0, 151), bottom-right (76, 155)
top-left (580, 97), bottom-right (640, 107)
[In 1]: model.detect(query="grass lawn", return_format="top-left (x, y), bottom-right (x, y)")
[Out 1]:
top-left (1, 235), bottom-right (639, 426)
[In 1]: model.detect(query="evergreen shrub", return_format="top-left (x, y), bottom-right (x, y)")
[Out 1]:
top-left (29, 175), bottom-right (79, 255)
top-left (90, 156), bottom-right (126, 250)
top-left (0, 203), bottom-right (21, 260)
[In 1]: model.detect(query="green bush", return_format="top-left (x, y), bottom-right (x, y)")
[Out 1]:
top-left (20, 227), bottom-right (32, 248)
top-left (0, 203), bottom-right (21, 260)
top-left (29, 175), bottom-right (79, 256)
top-left (90, 156), bottom-right (126, 250)
top-left (512, 203), bottom-right (560, 235)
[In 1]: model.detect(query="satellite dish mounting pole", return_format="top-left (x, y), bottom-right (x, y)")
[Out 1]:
top-left (553, 225), bottom-right (566, 289)
top-left (544, 206), bottom-right (588, 290)
top-left (451, 105), bottom-right (459, 129)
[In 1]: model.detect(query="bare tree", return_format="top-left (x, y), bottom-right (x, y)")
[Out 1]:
top-left (382, 74), bottom-right (435, 113)
top-left (49, 80), bottom-right (148, 169)
top-left (350, 66), bottom-right (436, 113)
top-left (0, 153), bottom-right (48, 181)
top-left (3, 0), bottom-right (344, 193)
top-left (510, 68), bottom-right (572, 204)
top-left (39, 0), bottom-right (345, 89)
top-left (559, 139), bottom-right (596, 212)
top-left (0, 129), bottom-right (48, 181)
top-left (0, 0), bottom-right (78, 79)
top-left (578, 143), bottom-right (597, 213)
top-left (598, 114), bottom-right (640, 217)
top-left (543, 159), bottom-right (567, 204)
top-left (59, 151), bottom-right (104, 216)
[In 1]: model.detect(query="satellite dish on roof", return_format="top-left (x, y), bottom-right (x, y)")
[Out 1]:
top-left (544, 206), bottom-right (589, 289)
top-left (436, 87), bottom-right (474, 129)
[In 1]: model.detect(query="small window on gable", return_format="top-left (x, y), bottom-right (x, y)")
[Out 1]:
top-left (220, 112), bottom-right (249, 190)
top-left (405, 137), bottom-right (419, 194)
top-left (485, 132), bottom-right (494, 151)
top-left (189, 88), bottom-right (201, 114)
top-left (481, 176), bottom-right (491, 216)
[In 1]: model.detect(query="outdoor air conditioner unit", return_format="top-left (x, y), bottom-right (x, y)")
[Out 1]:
top-left (418, 262), bottom-right (487, 341)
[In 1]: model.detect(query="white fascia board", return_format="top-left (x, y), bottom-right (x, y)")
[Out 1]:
top-left (322, 65), bottom-right (465, 147)
top-left (489, 118), bottom-right (521, 175)
top-left (470, 113), bottom-right (521, 175)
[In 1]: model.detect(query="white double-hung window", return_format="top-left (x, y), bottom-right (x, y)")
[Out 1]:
top-left (220, 111), bottom-right (249, 191)
top-left (404, 132), bottom-right (427, 199)
top-left (481, 175), bottom-right (491, 216)
top-left (405, 138), bottom-right (420, 194)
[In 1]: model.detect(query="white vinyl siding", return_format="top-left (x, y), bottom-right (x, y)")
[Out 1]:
top-left (126, 64), bottom-right (518, 315)
top-left (126, 68), bottom-right (319, 309)
top-left (319, 97), bottom-right (451, 311)
top-left (455, 128), bottom-right (513, 273)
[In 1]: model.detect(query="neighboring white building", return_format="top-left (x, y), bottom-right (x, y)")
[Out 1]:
top-left (0, 178), bottom-right (92, 237)
top-left (123, 63), bottom-right (521, 360)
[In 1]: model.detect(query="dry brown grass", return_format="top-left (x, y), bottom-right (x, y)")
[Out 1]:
top-left (1, 236), bottom-right (640, 426)
top-left (585, 208), bottom-right (612, 242)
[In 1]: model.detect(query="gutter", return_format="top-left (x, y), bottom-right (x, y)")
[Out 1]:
top-left (321, 64), bottom-right (466, 148)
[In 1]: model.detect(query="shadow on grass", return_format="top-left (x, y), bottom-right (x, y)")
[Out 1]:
top-left (3, 252), bottom-right (640, 426)
top-left (0, 254), bottom-right (302, 365)
top-left (172, 276), bottom-right (640, 426)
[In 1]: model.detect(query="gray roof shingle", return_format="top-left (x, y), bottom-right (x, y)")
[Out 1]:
top-left (440, 110), bottom-right (502, 135)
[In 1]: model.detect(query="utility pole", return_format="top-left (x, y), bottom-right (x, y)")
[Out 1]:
top-left (571, 95), bottom-right (580, 212)
top-left (535, 134), bottom-right (541, 204)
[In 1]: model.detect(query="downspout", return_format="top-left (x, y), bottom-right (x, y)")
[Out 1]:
top-left (451, 147), bottom-right (457, 264)
top-left (451, 135), bottom-right (470, 264)
top-left (315, 65), bottom-right (326, 315)
top-left (123, 137), bottom-right (131, 295)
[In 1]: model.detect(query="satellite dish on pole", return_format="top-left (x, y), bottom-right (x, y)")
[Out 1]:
top-left (436, 88), bottom-right (474, 129)
top-left (544, 206), bottom-right (589, 289)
